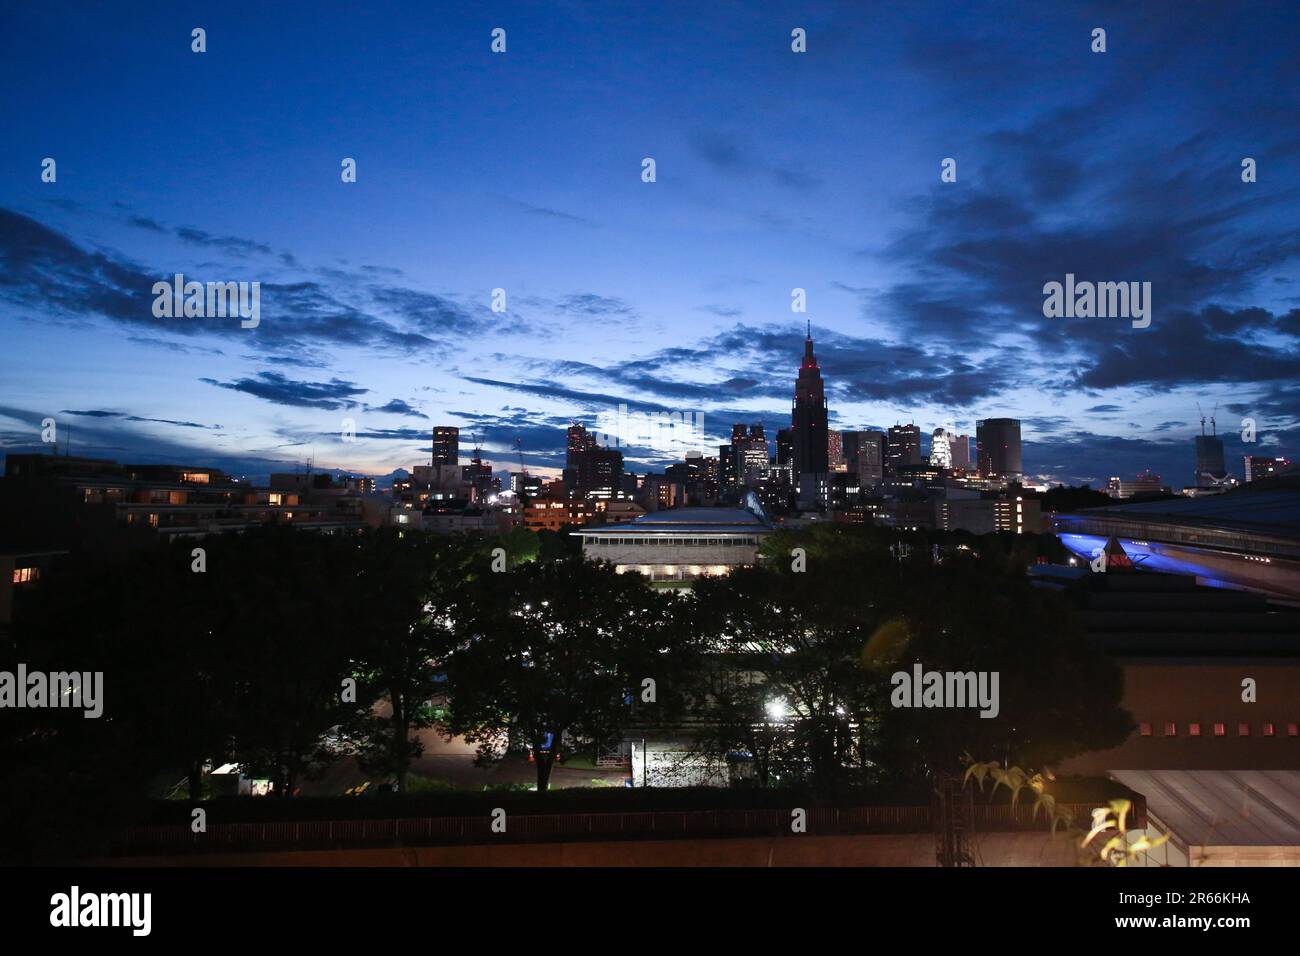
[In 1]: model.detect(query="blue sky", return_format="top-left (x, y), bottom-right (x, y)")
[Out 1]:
top-left (2, 0), bottom-right (1299, 486)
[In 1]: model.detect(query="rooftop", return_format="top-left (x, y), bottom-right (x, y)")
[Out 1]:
top-left (1112, 770), bottom-right (1300, 847)
top-left (575, 506), bottom-right (771, 536)
top-left (1063, 476), bottom-right (1300, 541)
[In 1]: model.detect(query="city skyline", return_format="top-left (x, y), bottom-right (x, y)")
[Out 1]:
top-left (3, 3), bottom-right (1299, 487)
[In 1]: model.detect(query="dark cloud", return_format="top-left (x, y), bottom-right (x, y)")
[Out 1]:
top-left (0, 208), bottom-right (475, 356)
top-left (553, 294), bottom-right (635, 317)
top-left (370, 399), bottom-right (426, 418)
top-left (128, 216), bottom-right (166, 232)
top-left (59, 408), bottom-right (211, 429)
top-left (699, 304), bottom-right (743, 318)
top-left (175, 227), bottom-right (274, 257)
top-left (498, 196), bottom-right (598, 227)
top-left (688, 129), bottom-right (822, 190)
top-left (200, 371), bottom-right (368, 410)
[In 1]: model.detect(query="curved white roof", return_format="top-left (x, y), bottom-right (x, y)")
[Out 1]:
top-left (576, 506), bottom-right (771, 535)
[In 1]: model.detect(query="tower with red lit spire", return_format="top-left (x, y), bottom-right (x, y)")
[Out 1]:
top-left (792, 321), bottom-right (829, 483)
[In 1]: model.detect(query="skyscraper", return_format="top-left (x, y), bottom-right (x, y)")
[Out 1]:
top-left (843, 430), bottom-right (885, 489)
top-left (564, 423), bottom-right (622, 495)
top-left (791, 323), bottom-right (829, 482)
top-left (730, 423), bottom-right (769, 487)
top-left (776, 429), bottom-right (792, 467)
top-left (886, 424), bottom-right (921, 476)
top-left (950, 433), bottom-right (973, 470)
top-left (976, 418), bottom-right (1022, 478)
top-left (432, 426), bottom-right (459, 466)
top-left (827, 430), bottom-right (843, 471)
top-left (567, 423), bottom-right (596, 469)
top-left (1194, 434), bottom-right (1227, 486)
top-left (929, 428), bottom-right (953, 468)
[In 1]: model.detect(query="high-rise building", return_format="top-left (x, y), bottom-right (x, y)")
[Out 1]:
top-left (567, 424), bottom-right (596, 469)
top-left (717, 443), bottom-right (735, 490)
top-left (1244, 455), bottom-right (1291, 482)
top-left (1194, 435), bottom-right (1227, 487)
top-left (976, 418), bottom-right (1022, 478)
top-left (842, 430), bottom-right (885, 489)
top-left (929, 428), bottom-right (953, 469)
top-left (950, 433), bottom-right (973, 470)
top-left (563, 423), bottom-right (622, 496)
top-left (432, 426), bottom-right (459, 466)
top-left (827, 430), bottom-right (843, 471)
top-left (776, 429), bottom-right (793, 467)
top-left (731, 424), bottom-right (769, 487)
top-left (886, 424), bottom-right (921, 476)
top-left (791, 324), bottom-right (829, 483)
top-left (580, 447), bottom-right (623, 497)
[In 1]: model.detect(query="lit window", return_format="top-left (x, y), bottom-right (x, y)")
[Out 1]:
top-left (1263, 723), bottom-right (1275, 737)
top-left (1164, 722), bottom-right (1177, 737)
top-left (1138, 722), bottom-right (1152, 737)
top-left (1213, 723), bottom-right (1226, 737)
top-left (1238, 723), bottom-right (1250, 737)
top-left (1188, 723), bottom-right (1201, 737)
top-left (12, 567), bottom-right (39, 585)
top-left (1288, 724), bottom-right (1298, 737)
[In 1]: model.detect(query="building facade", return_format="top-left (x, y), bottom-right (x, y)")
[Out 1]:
top-left (575, 506), bottom-right (772, 583)
top-left (976, 418), bottom-right (1023, 478)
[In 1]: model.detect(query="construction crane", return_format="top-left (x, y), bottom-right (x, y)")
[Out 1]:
top-left (1197, 402), bottom-right (1220, 437)
top-left (513, 436), bottom-right (528, 475)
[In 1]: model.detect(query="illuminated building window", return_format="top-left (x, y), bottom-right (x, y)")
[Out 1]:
top-left (1164, 722), bottom-right (1177, 737)
top-left (1213, 723), bottom-right (1226, 737)
top-left (1138, 722), bottom-right (1152, 737)
top-left (1238, 723), bottom-right (1250, 737)
top-left (12, 567), bottom-right (39, 585)
top-left (1263, 723), bottom-right (1275, 737)
top-left (1188, 723), bottom-right (1201, 737)
top-left (1288, 724), bottom-right (1298, 737)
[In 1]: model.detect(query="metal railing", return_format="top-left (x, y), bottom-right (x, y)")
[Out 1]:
top-left (120, 801), bottom-right (1122, 855)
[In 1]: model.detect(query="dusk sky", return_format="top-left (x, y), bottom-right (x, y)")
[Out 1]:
top-left (2, 1), bottom-right (1299, 486)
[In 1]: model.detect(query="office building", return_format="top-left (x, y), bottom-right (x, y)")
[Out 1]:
top-left (827, 430), bottom-right (843, 471)
top-left (1107, 470), bottom-right (1167, 499)
top-left (929, 428), bottom-right (953, 468)
top-left (431, 426), bottom-right (459, 467)
top-left (886, 424), bottom-right (922, 476)
top-left (1244, 456), bottom-right (1291, 483)
top-left (950, 433), bottom-right (973, 470)
top-left (976, 418), bottom-right (1023, 478)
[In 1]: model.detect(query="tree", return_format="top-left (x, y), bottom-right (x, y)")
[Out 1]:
top-left (865, 550), bottom-right (1134, 782)
top-left (435, 558), bottom-right (688, 792)
top-left (343, 530), bottom-right (489, 792)
top-left (690, 540), bottom-right (896, 791)
top-left (691, 525), bottom-right (1132, 791)
top-left (218, 526), bottom-right (370, 797)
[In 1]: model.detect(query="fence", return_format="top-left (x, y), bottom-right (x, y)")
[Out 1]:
top-left (120, 801), bottom-right (1132, 855)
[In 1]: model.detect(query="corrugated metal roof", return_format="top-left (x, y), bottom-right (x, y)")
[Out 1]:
top-left (1111, 770), bottom-right (1300, 846)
